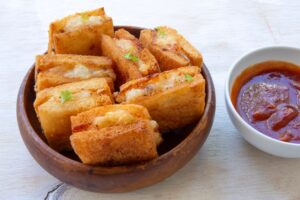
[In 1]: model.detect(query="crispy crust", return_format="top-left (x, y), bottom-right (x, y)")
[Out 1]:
top-left (70, 121), bottom-right (159, 165)
top-left (35, 54), bottom-right (115, 92)
top-left (139, 26), bottom-right (203, 71)
top-left (34, 78), bottom-right (114, 151)
top-left (101, 29), bottom-right (159, 85)
top-left (71, 104), bottom-right (151, 132)
top-left (114, 28), bottom-right (137, 40)
top-left (101, 34), bottom-right (142, 84)
top-left (70, 104), bottom-right (162, 165)
top-left (48, 7), bottom-right (114, 55)
top-left (116, 66), bottom-right (206, 132)
top-left (117, 66), bottom-right (201, 96)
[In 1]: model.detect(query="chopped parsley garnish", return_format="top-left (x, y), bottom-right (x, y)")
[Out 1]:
top-left (184, 74), bottom-right (193, 82)
top-left (60, 90), bottom-right (72, 103)
top-left (156, 27), bottom-right (166, 37)
top-left (124, 53), bottom-right (139, 62)
top-left (81, 14), bottom-right (89, 21)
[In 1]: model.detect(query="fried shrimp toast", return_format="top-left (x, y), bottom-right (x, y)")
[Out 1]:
top-left (48, 7), bottom-right (114, 55)
top-left (70, 104), bottom-right (162, 165)
top-left (116, 66), bottom-right (206, 132)
top-left (140, 26), bottom-right (202, 71)
top-left (101, 28), bottom-right (159, 85)
top-left (35, 54), bottom-right (115, 91)
top-left (34, 78), bottom-right (113, 151)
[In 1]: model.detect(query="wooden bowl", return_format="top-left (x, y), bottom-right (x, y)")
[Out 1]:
top-left (17, 26), bottom-right (216, 193)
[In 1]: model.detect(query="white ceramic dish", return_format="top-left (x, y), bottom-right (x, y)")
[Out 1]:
top-left (225, 46), bottom-right (300, 158)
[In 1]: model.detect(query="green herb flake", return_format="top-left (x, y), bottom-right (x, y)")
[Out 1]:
top-left (124, 53), bottom-right (139, 62)
top-left (81, 14), bottom-right (89, 21)
top-left (131, 55), bottom-right (139, 62)
top-left (156, 27), bottom-right (166, 37)
top-left (184, 74), bottom-right (193, 82)
top-left (60, 90), bottom-right (72, 103)
top-left (124, 53), bottom-right (131, 59)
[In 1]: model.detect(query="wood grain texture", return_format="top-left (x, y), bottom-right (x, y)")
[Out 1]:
top-left (1, 0), bottom-right (300, 199)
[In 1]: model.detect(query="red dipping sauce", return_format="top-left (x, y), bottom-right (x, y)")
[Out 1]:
top-left (231, 61), bottom-right (300, 143)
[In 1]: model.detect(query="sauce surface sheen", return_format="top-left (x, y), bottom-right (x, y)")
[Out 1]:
top-left (232, 61), bottom-right (300, 143)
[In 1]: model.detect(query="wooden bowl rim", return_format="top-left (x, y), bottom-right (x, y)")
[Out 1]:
top-left (17, 25), bottom-right (215, 175)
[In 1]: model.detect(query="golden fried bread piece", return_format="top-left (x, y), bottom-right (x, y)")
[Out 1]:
top-left (70, 104), bottom-right (162, 165)
top-left (34, 78), bottom-right (113, 151)
top-left (116, 66), bottom-right (206, 132)
top-left (48, 7), bottom-right (114, 55)
top-left (101, 28), bottom-right (160, 85)
top-left (140, 26), bottom-right (203, 71)
top-left (35, 54), bottom-right (115, 92)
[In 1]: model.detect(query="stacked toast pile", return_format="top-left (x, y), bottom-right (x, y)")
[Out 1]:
top-left (33, 7), bottom-right (206, 166)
